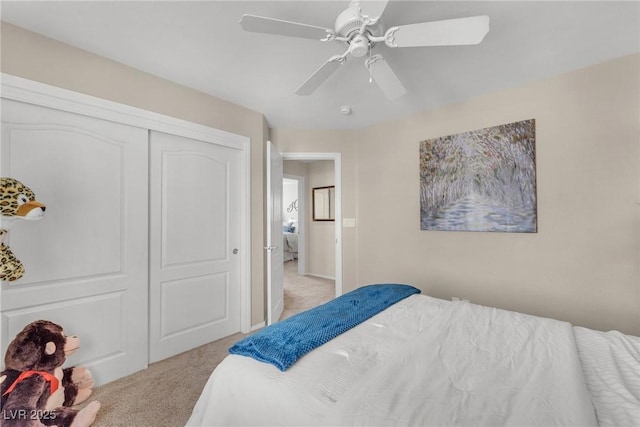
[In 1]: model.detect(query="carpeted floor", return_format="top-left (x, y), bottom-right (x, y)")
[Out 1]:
top-left (280, 259), bottom-right (335, 320)
top-left (88, 260), bottom-right (334, 427)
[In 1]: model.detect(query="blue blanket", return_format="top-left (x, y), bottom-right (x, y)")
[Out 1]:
top-left (229, 284), bottom-right (420, 371)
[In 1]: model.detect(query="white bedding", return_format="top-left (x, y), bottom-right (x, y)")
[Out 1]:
top-left (283, 231), bottom-right (298, 261)
top-left (322, 300), bottom-right (595, 426)
top-left (187, 294), bottom-right (448, 426)
top-left (186, 295), bottom-right (637, 427)
top-left (574, 326), bottom-right (640, 427)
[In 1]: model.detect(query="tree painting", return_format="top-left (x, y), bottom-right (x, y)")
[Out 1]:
top-left (419, 119), bottom-right (536, 232)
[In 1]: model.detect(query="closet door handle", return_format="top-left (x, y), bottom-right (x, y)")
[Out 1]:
top-left (264, 246), bottom-right (279, 252)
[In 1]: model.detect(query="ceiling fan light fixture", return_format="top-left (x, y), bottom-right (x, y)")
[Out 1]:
top-left (349, 34), bottom-right (369, 57)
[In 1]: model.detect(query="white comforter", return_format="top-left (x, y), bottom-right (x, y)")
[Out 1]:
top-left (322, 300), bottom-right (597, 426)
top-left (574, 326), bottom-right (640, 427)
top-left (283, 232), bottom-right (298, 253)
top-left (187, 295), bottom-right (630, 427)
top-left (187, 294), bottom-right (448, 426)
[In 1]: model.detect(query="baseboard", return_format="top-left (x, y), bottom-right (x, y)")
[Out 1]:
top-left (307, 273), bottom-right (336, 281)
top-left (251, 321), bottom-right (266, 331)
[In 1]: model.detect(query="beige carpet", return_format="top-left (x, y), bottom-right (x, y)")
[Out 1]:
top-left (89, 260), bottom-right (334, 427)
top-left (280, 259), bottom-right (335, 320)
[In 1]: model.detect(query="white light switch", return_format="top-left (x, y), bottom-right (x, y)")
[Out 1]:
top-left (343, 218), bottom-right (356, 228)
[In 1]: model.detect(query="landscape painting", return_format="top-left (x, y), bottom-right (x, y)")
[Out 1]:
top-left (419, 119), bottom-right (537, 233)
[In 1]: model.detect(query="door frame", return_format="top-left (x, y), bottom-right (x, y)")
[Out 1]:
top-left (266, 141), bottom-right (284, 325)
top-left (281, 152), bottom-right (342, 298)
top-left (1, 74), bottom-right (253, 342)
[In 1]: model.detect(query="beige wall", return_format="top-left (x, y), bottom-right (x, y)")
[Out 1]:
top-left (355, 54), bottom-right (639, 335)
top-left (4, 22), bottom-right (638, 335)
top-left (272, 54), bottom-right (639, 335)
top-left (1, 22), bottom-right (267, 325)
top-left (283, 160), bottom-right (309, 177)
top-left (308, 161), bottom-right (335, 278)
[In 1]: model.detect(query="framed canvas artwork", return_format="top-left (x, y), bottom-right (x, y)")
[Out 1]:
top-left (419, 119), bottom-right (537, 233)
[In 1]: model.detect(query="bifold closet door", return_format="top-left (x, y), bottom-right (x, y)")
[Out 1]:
top-left (149, 131), bottom-right (242, 362)
top-left (0, 98), bottom-right (149, 385)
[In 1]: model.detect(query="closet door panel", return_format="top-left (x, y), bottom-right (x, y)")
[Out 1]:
top-left (162, 153), bottom-right (228, 266)
top-left (6, 124), bottom-right (123, 282)
top-left (3, 291), bottom-right (124, 366)
top-left (1, 99), bottom-right (149, 385)
top-left (149, 130), bottom-right (241, 362)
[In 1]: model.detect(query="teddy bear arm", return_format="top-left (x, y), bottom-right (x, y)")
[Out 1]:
top-left (41, 406), bottom-right (78, 427)
top-left (42, 402), bottom-right (101, 427)
top-left (4, 374), bottom-right (48, 406)
top-left (62, 367), bottom-right (94, 406)
top-left (1, 375), bottom-right (49, 426)
top-left (0, 370), bottom-right (19, 410)
top-left (62, 384), bottom-right (78, 408)
top-left (63, 366), bottom-right (94, 388)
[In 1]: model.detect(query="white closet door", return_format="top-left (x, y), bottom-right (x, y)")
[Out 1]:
top-left (149, 131), bottom-right (242, 362)
top-left (0, 99), bottom-right (149, 384)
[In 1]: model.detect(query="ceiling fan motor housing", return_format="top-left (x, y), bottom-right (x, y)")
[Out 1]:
top-left (335, 3), bottom-right (385, 56)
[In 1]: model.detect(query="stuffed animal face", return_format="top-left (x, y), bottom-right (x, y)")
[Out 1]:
top-left (4, 320), bottom-right (78, 372)
top-left (0, 177), bottom-right (46, 229)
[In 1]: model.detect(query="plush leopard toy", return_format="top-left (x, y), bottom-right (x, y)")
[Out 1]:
top-left (0, 177), bottom-right (46, 282)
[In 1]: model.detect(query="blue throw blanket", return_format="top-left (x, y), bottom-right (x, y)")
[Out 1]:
top-left (229, 284), bottom-right (420, 371)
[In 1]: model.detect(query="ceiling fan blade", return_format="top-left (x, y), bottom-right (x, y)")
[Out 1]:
top-left (295, 55), bottom-right (346, 96)
top-left (240, 14), bottom-right (334, 40)
top-left (386, 15), bottom-right (490, 48)
top-left (365, 54), bottom-right (406, 100)
top-left (358, 0), bottom-right (390, 20)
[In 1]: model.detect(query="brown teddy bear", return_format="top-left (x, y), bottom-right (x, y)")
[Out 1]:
top-left (0, 320), bottom-right (100, 426)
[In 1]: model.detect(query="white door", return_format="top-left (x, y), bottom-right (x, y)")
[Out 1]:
top-left (266, 142), bottom-right (284, 324)
top-left (149, 131), bottom-right (242, 362)
top-left (0, 99), bottom-right (148, 384)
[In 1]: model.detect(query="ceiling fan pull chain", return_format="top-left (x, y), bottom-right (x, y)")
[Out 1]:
top-left (368, 48), bottom-right (373, 83)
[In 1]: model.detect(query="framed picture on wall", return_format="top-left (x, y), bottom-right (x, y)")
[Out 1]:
top-left (312, 186), bottom-right (335, 221)
top-left (419, 119), bottom-right (537, 233)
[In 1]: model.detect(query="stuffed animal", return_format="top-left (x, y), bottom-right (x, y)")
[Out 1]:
top-left (0, 177), bottom-right (46, 282)
top-left (0, 320), bottom-right (100, 427)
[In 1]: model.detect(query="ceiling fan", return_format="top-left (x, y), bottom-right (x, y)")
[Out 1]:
top-left (239, 0), bottom-right (489, 100)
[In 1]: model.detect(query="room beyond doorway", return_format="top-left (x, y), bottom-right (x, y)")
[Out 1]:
top-left (281, 152), bottom-right (342, 301)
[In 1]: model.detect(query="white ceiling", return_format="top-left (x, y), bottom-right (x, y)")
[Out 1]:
top-left (2, 1), bottom-right (639, 129)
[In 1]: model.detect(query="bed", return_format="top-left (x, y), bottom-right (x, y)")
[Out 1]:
top-left (283, 220), bottom-right (299, 261)
top-left (186, 287), bottom-right (640, 427)
top-left (283, 231), bottom-right (298, 261)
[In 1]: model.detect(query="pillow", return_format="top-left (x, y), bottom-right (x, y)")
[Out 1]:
top-left (283, 225), bottom-right (295, 233)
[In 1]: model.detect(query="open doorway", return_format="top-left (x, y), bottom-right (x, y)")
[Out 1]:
top-left (280, 173), bottom-right (331, 319)
top-left (279, 153), bottom-right (342, 318)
